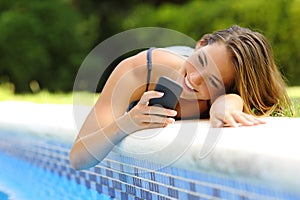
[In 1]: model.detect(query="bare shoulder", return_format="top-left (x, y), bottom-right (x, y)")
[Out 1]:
top-left (101, 48), bottom-right (186, 93)
top-left (152, 48), bottom-right (186, 70)
top-left (119, 48), bottom-right (185, 71)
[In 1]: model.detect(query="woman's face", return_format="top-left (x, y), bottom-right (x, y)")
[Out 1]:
top-left (179, 43), bottom-right (235, 101)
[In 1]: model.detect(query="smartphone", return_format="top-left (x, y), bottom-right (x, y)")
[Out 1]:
top-left (149, 76), bottom-right (183, 110)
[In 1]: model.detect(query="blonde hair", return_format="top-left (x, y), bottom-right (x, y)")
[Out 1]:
top-left (201, 25), bottom-right (293, 116)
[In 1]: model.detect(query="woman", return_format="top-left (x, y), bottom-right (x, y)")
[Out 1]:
top-left (70, 25), bottom-right (292, 170)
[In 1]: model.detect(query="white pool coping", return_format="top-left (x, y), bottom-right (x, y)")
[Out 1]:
top-left (0, 101), bottom-right (299, 194)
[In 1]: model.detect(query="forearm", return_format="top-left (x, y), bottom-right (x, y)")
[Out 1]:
top-left (69, 115), bottom-right (130, 170)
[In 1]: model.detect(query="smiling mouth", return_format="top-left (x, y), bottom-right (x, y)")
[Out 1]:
top-left (184, 76), bottom-right (198, 92)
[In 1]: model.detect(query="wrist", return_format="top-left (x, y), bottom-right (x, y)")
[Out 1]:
top-left (115, 113), bottom-right (138, 137)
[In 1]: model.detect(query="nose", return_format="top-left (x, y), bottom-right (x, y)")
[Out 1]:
top-left (189, 72), bottom-right (204, 86)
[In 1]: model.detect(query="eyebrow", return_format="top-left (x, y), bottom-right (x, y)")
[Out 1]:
top-left (197, 51), bottom-right (208, 67)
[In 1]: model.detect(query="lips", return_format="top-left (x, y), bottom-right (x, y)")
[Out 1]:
top-left (184, 76), bottom-right (197, 92)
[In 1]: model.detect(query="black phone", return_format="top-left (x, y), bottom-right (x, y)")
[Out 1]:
top-left (149, 76), bottom-right (183, 110)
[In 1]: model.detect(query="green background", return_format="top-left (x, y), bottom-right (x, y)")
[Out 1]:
top-left (1, 0), bottom-right (300, 93)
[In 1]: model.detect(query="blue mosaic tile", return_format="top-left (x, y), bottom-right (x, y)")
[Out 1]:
top-left (112, 180), bottom-right (122, 190)
top-left (96, 183), bottom-right (102, 193)
top-left (90, 181), bottom-right (96, 191)
top-left (85, 180), bottom-right (91, 189)
top-left (102, 185), bottom-right (109, 196)
top-left (94, 167), bottom-right (101, 174)
top-left (141, 179), bottom-right (148, 189)
top-left (106, 169), bottom-right (113, 178)
top-left (108, 187), bottom-right (115, 198)
top-left (126, 185), bottom-right (136, 196)
top-left (135, 187), bottom-right (141, 198)
top-left (167, 187), bottom-right (178, 198)
top-left (89, 174), bottom-right (97, 182)
top-left (79, 171), bottom-right (86, 178)
top-left (132, 177), bottom-right (142, 187)
top-left (168, 177), bottom-right (175, 186)
top-left (187, 193), bottom-right (200, 200)
top-left (213, 188), bottom-right (221, 197)
top-left (1, 131), bottom-right (299, 200)
top-left (189, 182), bottom-right (196, 192)
top-left (119, 173), bottom-right (127, 182)
top-left (134, 197), bottom-right (144, 200)
top-left (121, 192), bottom-right (128, 200)
top-left (239, 195), bottom-right (249, 200)
top-left (100, 176), bottom-right (109, 186)
top-left (158, 184), bottom-right (168, 196)
top-left (106, 160), bottom-right (111, 168)
top-left (157, 194), bottom-right (170, 200)
top-left (150, 172), bottom-right (156, 181)
top-left (149, 182), bottom-right (160, 193)
top-left (140, 189), bottom-right (152, 200)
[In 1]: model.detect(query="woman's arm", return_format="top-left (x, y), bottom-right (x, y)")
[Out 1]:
top-left (209, 94), bottom-right (265, 127)
top-left (69, 110), bottom-right (127, 170)
top-left (69, 51), bottom-right (178, 170)
top-left (70, 92), bottom-right (176, 170)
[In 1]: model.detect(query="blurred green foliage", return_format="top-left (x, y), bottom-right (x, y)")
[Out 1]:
top-left (122, 0), bottom-right (300, 85)
top-left (0, 0), bottom-right (88, 93)
top-left (0, 0), bottom-right (300, 93)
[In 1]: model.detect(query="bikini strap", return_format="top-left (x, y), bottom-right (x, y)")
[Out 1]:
top-left (146, 47), bottom-right (155, 91)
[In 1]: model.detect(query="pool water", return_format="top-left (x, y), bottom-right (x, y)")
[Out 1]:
top-left (0, 191), bottom-right (8, 200)
top-left (0, 147), bottom-right (112, 200)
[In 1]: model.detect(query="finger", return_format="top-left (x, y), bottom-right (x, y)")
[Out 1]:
top-left (143, 106), bottom-right (177, 117)
top-left (140, 115), bottom-right (175, 124)
top-left (252, 117), bottom-right (266, 124)
top-left (138, 91), bottom-right (164, 105)
top-left (143, 122), bottom-right (169, 130)
top-left (231, 112), bottom-right (255, 126)
top-left (235, 112), bottom-right (265, 126)
top-left (223, 114), bottom-right (239, 128)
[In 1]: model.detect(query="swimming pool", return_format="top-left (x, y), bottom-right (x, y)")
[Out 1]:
top-left (0, 129), bottom-right (113, 200)
top-left (0, 102), bottom-right (299, 200)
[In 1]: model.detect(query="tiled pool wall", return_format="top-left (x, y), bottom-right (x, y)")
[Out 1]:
top-left (0, 129), bottom-right (298, 200)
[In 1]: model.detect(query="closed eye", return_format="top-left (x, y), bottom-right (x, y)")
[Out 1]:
top-left (197, 51), bottom-right (207, 68)
top-left (208, 77), bottom-right (218, 88)
top-left (208, 75), bottom-right (222, 89)
top-left (197, 55), bottom-right (204, 67)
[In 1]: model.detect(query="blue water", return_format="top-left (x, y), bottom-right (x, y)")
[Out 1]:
top-left (0, 191), bottom-right (8, 200)
top-left (0, 151), bottom-right (112, 200)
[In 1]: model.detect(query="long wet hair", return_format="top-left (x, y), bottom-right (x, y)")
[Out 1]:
top-left (200, 25), bottom-right (293, 116)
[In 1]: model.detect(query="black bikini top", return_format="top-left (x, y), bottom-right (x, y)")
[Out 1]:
top-left (127, 47), bottom-right (155, 111)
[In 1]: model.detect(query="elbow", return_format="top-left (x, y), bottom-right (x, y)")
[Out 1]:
top-left (69, 142), bottom-right (100, 170)
top-left (69, 147), bottom-right (86, 170)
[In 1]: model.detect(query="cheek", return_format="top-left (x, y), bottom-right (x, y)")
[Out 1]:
top-left (202, 79), bottom-right (225, 100)
top-left (184, 62), bottom-right (193, 72)
top-left (197, 82), bottom-right (211, 99)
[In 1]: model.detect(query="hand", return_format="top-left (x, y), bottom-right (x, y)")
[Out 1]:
top-left (118, 91), bottom-right (178, 134)
top-left (210, 110), bottom-right (266, 128)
